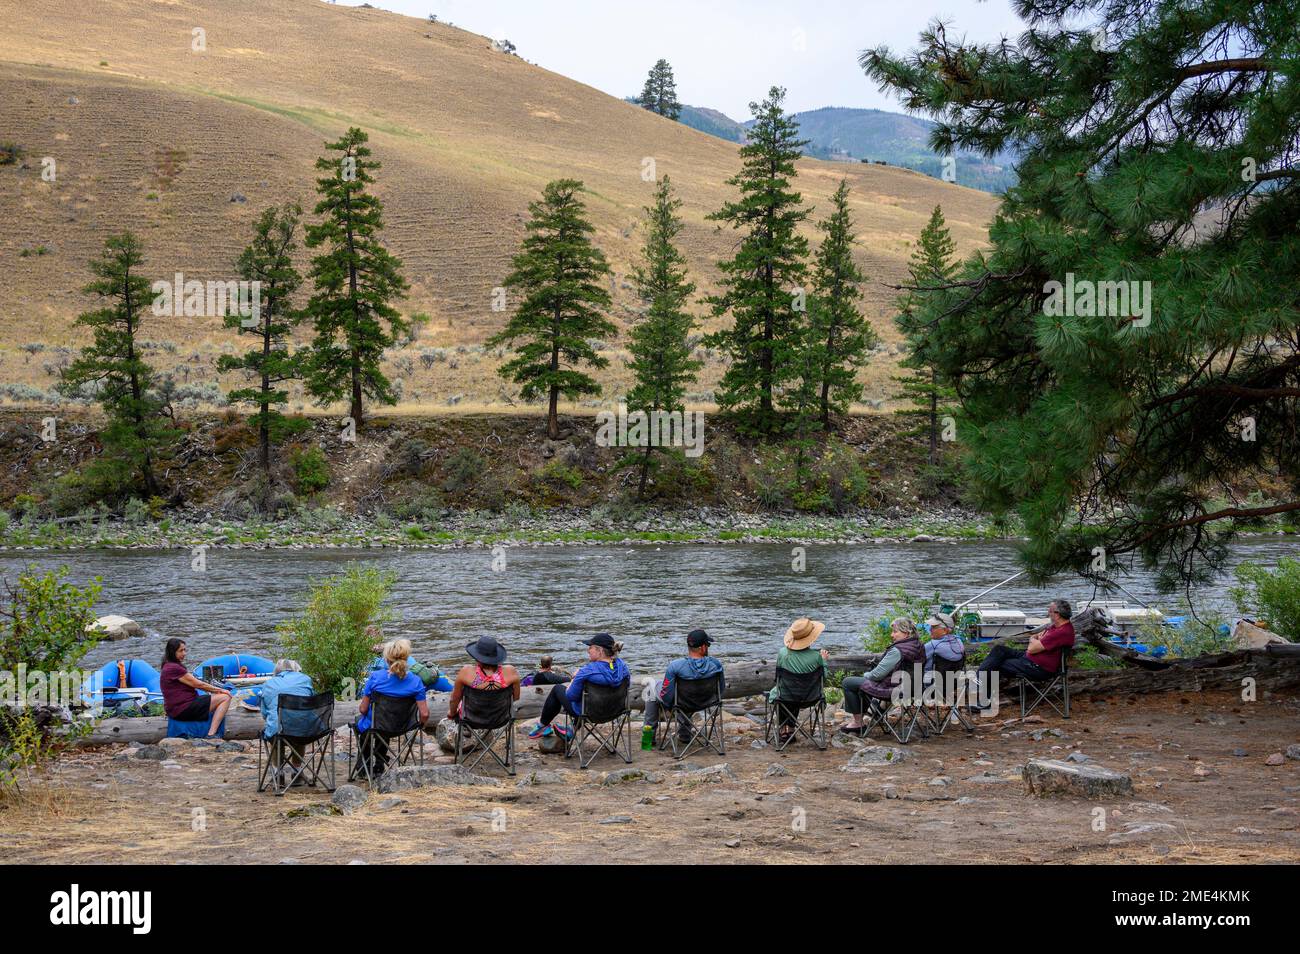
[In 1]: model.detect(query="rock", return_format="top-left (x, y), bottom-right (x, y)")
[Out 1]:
top-left (1023, 759), bottom-right (1134, 798)
top-left (599, 815), bottom-right (633, 825)
top-left (1232, 748), bottom-right (1249, 757)
top-left (1066, 752), bottom-right (1090, 763)
top-left (434, 717), bottom-right (470, 754)
top-left (157, 737), bottom-right (189, 751)
top-left (764, 763), bottom-right (789, 778)
top-left (135, 744), bottom-right (167, 761)
top-left (956, 796), bottom-right (976, 805)
top-left (1232, 618), bottom-right (1287, 649)
top-left (87, 614), bottom-right (144, 640)
top-left (1108, 822), bottom-right (1176, 844)
top-left (1287, 744), bottom-right (1300, 761)
top-left (724, 839), bottom-right (741, 848)
top-left (601, 767), bottom-right (660, 786)
top-left (217, 741), bottom-right (246, 753)
top-left (1233, 827), bottom-right (1264, 835)
top-left (1204, 712), bottom-right (1228, 726)
top-left (928, 776), bottom-right (950, 787)
top-left (516, 770), bottom-right (566, 787)
top-left (682, 763), bottom-right (737, 783)
top-left (1193, 763), bottom-right (1217, 778)
top-left (841, 746), bottom-right (910, 772)
top-left (376, 798), bottom-right (407, 811)
top-left (331, 784), bottom-right (368, 815)
top-left (373, 765), bottom-right (496, 794)
top-left (1265, 752), bottom-right (1285, 766)
top-left (230, 192), bottom-right (247, 203)
top-left (749, 739), bottom-right (768, 750)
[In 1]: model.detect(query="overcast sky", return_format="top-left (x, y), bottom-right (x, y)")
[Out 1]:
top-left (332, 0), bottom-right (1028, 119)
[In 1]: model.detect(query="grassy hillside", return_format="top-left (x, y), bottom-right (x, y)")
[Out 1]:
top-left (0, 0), bottom-right (999, 415)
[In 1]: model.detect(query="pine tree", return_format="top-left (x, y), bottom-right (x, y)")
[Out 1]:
top-left (59, 233), bottom-right (178, 497)
top-left (863, 0), bottom-right (1300, 587)
top-left (808, 179), bottom-right (877, 425)
top-left (304, 127), bottom-right (410, 425)
top-left (638, 59), bottom-right (682, 120)
top-left (217, 203), bottom-right (307, 492)
top-left (489, 179), bottom-right (615, 440)
top-left (705, 86), bottom-right (811, 435)
top-left (893, 205), bottom-right (958, 465)
top-left (625, 175), bottom-right (701, 497)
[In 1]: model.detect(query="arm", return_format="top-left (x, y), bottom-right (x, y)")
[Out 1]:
top-left (445, 668), bottom-right (466, 720)
top-left (179, 672), bottom-right (229, 697)
top-left (565, 666), bottom-right (588, 707)
top-left (865, 647), bottom-right (902, 682)
top-left (506, 666), bottom-right (521, 701)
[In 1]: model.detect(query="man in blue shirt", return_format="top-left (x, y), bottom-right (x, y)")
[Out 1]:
top-left (645, 629), bottom-right (724, 744)
top-left (258, 659), bottom-right (315, 739)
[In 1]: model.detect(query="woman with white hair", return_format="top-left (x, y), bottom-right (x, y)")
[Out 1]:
top-left (258, 658), bottom-right (315, 739)
top-left (838, 617), bottom-right (925, 735)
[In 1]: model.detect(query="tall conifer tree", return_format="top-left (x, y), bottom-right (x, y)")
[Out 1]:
top-left (638, 59), bottom-right (682, 120)
top-left (490, 179), bottom-right (615, 440)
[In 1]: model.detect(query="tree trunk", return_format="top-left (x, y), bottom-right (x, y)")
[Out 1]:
top-left (928, 367), bottom-right (938, 467)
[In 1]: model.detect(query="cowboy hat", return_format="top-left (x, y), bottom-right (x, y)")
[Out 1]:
top-left (783, 617), bottom-right (826, 650)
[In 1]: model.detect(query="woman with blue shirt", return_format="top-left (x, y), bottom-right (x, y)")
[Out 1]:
top-left (527, 633), bottom-right (628, 740)
top-left (356, 638), bottom-right (429, 734)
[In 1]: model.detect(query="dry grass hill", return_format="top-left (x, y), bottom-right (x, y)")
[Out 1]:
top-left (0, 0), bottom-right (1000, 414)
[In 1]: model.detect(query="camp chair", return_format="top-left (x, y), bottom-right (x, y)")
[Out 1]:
top-left (1019, 648), bottom-right (1072, 719)
top-left (861, 665), bottom-right (929, 744)
top-left (455, 686), bottom-right (516, 776)
top-left (654, 673), bottom-right (725, 760)
top-left (564, 678), bottom-right (633, 770)
top-left (764, 667), bottom-right (826, 751)
top-left (929, 655), bottom-right (975, 734)
top-left (348, 691), bottom-right (425, 785)
top-left (258, 691), bottom-right (335, 795)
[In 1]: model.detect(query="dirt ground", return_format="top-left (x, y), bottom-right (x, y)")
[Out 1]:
top-left (2, 690), bottom-right (1298, 865)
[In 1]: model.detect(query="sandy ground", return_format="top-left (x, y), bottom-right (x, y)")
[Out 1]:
top-left (2, 690), bottom-right (1298, 865)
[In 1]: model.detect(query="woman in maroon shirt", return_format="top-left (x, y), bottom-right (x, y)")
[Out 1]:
top-left (160, 638), bottom-right (232, 738)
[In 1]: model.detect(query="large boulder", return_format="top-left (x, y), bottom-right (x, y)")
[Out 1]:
top-left (87, 615), bottom-right (144, 641)
top-left (374, 764), bottom-right (497, 794)
top-left (1232, 618), bottom-right (1288, 649)
top-left (1023, 758), bottom-right (1133, 798)
top-left (434, 717), bottom-right (474, 754)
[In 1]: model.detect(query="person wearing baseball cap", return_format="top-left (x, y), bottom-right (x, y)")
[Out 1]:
top-left (644, 629), bottom-right (725, 745)
top-left (528, 633), bottom-right (629, 740)
top-left (924, 612), bottom-right (966, 671)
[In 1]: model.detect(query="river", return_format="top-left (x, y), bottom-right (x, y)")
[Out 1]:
top-left (2, 537), bottom-right (1296, 672)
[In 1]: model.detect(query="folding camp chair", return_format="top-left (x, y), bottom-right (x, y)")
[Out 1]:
top-left (348, 691), bottom-right (425, 785)
top-left (654, 673), bottom-right (724, 760)
top-left (455, 686), bottom-right (516, 776)
top-left (1019, 648), bottom-right (1072, 719)
top-left (764, 667), bottom-right (826, 751)
top-left (930, 655), bottom-right (975, 734)
top-left (564, 678), bottom-right (633, 770)
top-left (862, 664), bottom-right (929, 743)
top-left (258, 691), bottom-right (336, 795)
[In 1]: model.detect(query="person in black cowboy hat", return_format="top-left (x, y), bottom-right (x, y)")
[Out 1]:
top-left (528, 633), bottom-right (629, 740)
top-left (446, 635), bottom-right (521, 720)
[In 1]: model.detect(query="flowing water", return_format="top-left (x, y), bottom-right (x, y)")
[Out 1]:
top-left (3, 537), bottom-right (1296, 672)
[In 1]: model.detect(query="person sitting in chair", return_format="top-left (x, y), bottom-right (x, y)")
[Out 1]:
top-left (258, 659), bottom-right (315, 739)
top-left (975, 599), bottom-right (1076, 709)
top-left (528, 633), bottom-right (628, 740)
top-left (160, 638), bottom-right (232, 739)
top-left (446, 636), bottom-right (521, 719)
top-left (769, 618), bottom-right (829, 745)
top-left (924, 612), bottom-right (965, 671)
top-left (644, 629), bottom-right (724, 746)
top-left (353, 639), bottom-right (428, 764)
top-left (838, 617), bottom-right (925, 735)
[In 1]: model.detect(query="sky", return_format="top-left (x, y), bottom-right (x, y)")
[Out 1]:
top-left (331, 0), bottom-right (1028, 119)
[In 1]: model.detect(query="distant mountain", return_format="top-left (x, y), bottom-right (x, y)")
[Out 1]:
top-left (676, 101), bottom-right (1017, 195)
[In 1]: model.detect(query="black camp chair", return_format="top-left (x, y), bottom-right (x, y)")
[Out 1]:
top-left (455, 686), bottom-right (516, 776)
top-left (764, 667), bottom-right (826, 751)
top-left (564, 678), bottom-right (633, 769)
top-left (655, 673), bottom-right (725, 760)
top-left (930, 655), bottom-right (975, 734)
top-left (348, 691), bottom-right (425, 785)
top-left (258, 691), bottom-right (336, 795)
top-left (1019, 648), bottom-right (1072, 719)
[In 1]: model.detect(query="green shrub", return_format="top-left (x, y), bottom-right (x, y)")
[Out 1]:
top-left (0, 565), bottom-right (103, 674)
top-left (441, 448), bottom-right (485, 497)
top-left (276, 564), bottom-right (396, 698)
top-left (291, 446), bottom-right (330, 494)
top-left (1232, 558), bottom-right (1300, 640)
top-left (862, 586), bottom-right (942, 652)
top-left (538, 460), bottom-right (583, 490)
top-left (0, 143), bottom-right (21, 166)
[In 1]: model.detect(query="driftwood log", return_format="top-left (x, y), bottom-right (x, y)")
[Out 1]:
top-left (75, 645), bottom-right (1300, 747)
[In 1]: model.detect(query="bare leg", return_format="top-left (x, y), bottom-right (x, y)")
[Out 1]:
top-left (208, 694), bottom-right (231, 737)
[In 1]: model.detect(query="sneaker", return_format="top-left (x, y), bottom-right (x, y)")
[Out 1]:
top-left (553, 724), bottom-right (574, 740)
top-left (527, 723), bottom-right (553, 740)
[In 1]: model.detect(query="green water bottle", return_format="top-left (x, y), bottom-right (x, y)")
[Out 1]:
top-left (641, 724), bottom-right (655, 750)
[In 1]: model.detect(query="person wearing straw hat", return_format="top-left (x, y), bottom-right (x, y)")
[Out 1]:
top-left (446, 636), bottom-right (521, 720)
top-left (768, 618), bottom-right (829, 744)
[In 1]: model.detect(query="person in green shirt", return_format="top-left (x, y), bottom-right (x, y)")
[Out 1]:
top-left (769, 617), bottom-right (830, 744)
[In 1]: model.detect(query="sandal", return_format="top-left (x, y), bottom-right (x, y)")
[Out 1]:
top-left (837, 724), bottom-right (865, 736)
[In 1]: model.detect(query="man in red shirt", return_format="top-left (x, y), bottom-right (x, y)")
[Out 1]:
top-left (976, 599), bottom-right (1076, 705)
